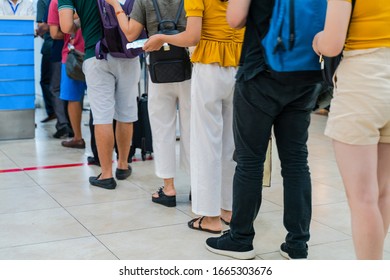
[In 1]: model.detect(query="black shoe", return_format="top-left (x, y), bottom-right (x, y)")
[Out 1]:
top-left (53, 127), bottom-right (73, 139)
top-left (205, 230), bottom-right (256, 260)
top-left (115, 165), bottom-right (132, 180)
top-left (279, 243), bottom-right (308, 260)
top-left (41, 114), bottom-right (56, 123)
top-left (152, 187), bottom-right (176, 207)
top-left (89, 174), bottom-right (117, 190)
top-left (87, 156), bottom-right (100, 166)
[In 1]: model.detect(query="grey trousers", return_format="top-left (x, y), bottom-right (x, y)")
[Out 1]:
top-left (50, 61), bottom-right (69, 130)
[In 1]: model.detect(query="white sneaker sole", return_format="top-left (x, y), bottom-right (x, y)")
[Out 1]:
top-left (279, 248), bottom-right (307, 260)
top-left (279, 248), bottom-right (291, 259)
top-left (205, 244), bottom-right (256, 260)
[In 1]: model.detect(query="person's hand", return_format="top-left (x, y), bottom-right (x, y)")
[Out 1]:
top-left (36, 22), bottom-right (48, 37)
top-left (69, 35), bottom-right (75, 45)
top-left (143, 34), bottom-right (165, 52)
top-left (312, 31), bottom-right (323, 56)
top-left (74, 18), bottom-right (81, 30)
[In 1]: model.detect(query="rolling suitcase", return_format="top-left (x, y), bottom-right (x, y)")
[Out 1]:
top-left (130, 54), bottom-right (153, 161)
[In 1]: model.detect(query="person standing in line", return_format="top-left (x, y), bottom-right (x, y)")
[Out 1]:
top-left (144, 0), bottom-right (244, 230)
top-left (205, 0), bottom-right (319, 260)
top-left (47, 0), bottom-right (87, 149)
top-left (59, 0), bottom-right (139, 189)
top-left (105, 0), bottom-right (191, 207)
top-left (38, 0), bottom-right (73, 138)
top-left (313, 0), bottom-right (390, 259)
top-left (0, 0), bottom-right (34, 16)
top-left (36, 0), bottom-right (56, 123)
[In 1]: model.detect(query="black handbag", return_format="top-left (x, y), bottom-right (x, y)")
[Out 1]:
top-left (148, 0), bottom-right (192, 84)
top-left (320, 54), bottom-right (342, 87)
top-left (65, 48), bottom-right (85, 82)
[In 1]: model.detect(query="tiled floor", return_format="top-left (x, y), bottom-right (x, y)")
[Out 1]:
top-left (0, 108), bottom-right (389, 260)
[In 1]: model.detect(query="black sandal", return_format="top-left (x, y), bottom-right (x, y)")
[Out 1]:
top-left (220, 217), bottom-right (230, 226)
top-left (152, 187), bottom-right (176, 207)
top-left (188, 216), bottom-right (222, 234)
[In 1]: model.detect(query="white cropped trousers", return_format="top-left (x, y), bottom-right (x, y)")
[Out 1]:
top-left (190, 63), bottom-right (237, 216)
top-left (148, 79), bottom-right (191, 179)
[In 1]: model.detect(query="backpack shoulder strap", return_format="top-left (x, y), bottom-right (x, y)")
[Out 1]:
top-left (288, 0), bottom-right (295, 50)
top-left (346, 0), bottom-right (356, 34)
top-left (151, 0), bottom-right (163, 23)
top-left (122, 0), bottom-right (135, 14)
top-left (151, 0), bottom-right (184, 24)
top-left (174, 0), bottom-right (184, 25)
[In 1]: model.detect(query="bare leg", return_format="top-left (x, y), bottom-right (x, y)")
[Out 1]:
top-left (333, 141), bottom-right (384, 259)
top-left (377, 143), bottom-right (390, 234)
top-left (220, 209), bottom-right (232, 224)
top-left (152, 178), bottom-right (176, 198)
top-left (115, 121), bottom-right (132, 170)
top-left (95, 124), bottom-right (114, 179)
top-left (68, 101), bottom-right (83, 140)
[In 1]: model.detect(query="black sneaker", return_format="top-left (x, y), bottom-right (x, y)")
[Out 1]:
top-left (115, 165), bottom-right (132, 180)
top-left (279, 242), bottom-right (308, 260)
top-left (205, 230), bottom-right (256, 260)
top-left (89, 174), bottom-right (117, 190)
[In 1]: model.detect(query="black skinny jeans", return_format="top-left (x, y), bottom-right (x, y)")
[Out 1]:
top-left (230, 71), bottom-right (318, 251)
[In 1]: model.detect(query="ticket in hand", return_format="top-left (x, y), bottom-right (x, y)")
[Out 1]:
top-left (126, 39), bottom-right (169, 50)
top-left (126, 39), bottom-right (148, 49)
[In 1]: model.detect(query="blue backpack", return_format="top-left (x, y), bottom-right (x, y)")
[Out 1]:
top-left (262, 0), bottom-right (327, 85)
top-left (95, 0), bottom-right (147, 59)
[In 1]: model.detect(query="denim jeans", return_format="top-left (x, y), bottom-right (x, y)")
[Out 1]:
top-left (230, 71), bottom-right (318, 251)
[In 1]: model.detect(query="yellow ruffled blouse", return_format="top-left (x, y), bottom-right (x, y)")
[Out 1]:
top-left (184, 0), bottom-right (244, 67)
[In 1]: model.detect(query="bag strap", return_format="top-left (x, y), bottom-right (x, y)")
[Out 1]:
top-left (288, 0), bottom-right (295, 50)
top-left (151, 0), bottom-right (184, 25)
top-left (174, 0), bottom-right (184, 25)
top-left (344, 0), bottom-right (356, 38)
top-left (347, 0), bottom-right (356, 28)
top-left (122, 0), bottom-right (133, 16)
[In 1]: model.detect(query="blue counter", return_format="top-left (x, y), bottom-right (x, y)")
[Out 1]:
top-left (0, 16), bottom-right (35, 140)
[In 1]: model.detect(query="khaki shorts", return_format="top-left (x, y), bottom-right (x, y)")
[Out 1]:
top-left (83, 55), bottom-right (140, 124)
top-left (325, 48), bottom-right (390, 145)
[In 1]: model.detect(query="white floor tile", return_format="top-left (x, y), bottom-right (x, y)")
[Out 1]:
top-left (0, 237), bottom-right (117, 260)
top-left (0, 208), bottom-right (91, 248)
top-left (0, 108), bottom-right (388, 260)
top-left (66, 198), bottom-right (192, 235)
